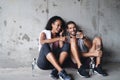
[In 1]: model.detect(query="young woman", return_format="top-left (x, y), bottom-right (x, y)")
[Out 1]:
top-left (37, 16), bottom-right (71, 80)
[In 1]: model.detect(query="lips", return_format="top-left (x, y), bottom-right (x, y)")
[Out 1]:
top-left (56, 29), bottom-right (60, 33)
top-left (71, 31), bottom-right (76, 36)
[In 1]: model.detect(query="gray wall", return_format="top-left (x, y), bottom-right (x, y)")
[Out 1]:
top-left (0, 0), bottom-right (120, 68)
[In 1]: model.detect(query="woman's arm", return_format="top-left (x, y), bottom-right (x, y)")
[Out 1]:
top-left (40, 32), bottom-right (59, 44)
top-left (40, 32), bottom-right (66, 45)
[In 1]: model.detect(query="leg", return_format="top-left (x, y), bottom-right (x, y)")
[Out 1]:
top-left (46, 52), bottom-right (62, 72)
top-left (48, 52), bottom-right (71, 80)
top-left (70, 38), bottom-right (82, 68)
top-left (38, 44), bottom-right (71, 80)
top-left (59, 43), bottom-right (69, 66)
top-left (59, 52), bottom-right (68, 65)
top-left (92, 37), bottom-right (102, 67)
top-left (70, 38), bottom-right (90, 78)
top-left (90, 37), bottom-right (108, 76)
top-left (90, 37), bottom-right (102, 51)
top-left (37, 43), bottom-right (62, 72)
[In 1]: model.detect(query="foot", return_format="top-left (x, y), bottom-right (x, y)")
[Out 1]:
top-left (94, 64), bottom-right (108, 76)
top-left (58, 70), bottom-right (71, 80)
top-left (50, 69), bottom-right (59, 79)
top-left (77, 65), bottom-right (90, 78)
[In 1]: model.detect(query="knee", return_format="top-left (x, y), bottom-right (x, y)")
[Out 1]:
top-left (94, 37), bottom-right (102, 41)
top-left (93, 37), bottom-right (102, 44)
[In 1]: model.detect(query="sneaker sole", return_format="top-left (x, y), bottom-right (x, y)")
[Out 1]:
top-left (94, 71), bottom-right (103, 76)
top-left (59, 76), bottom-right (72, 80)
top-left (59, 76), bottom-right (64, 80)
top-left (77, 71), bottom-right (85, 77)
top-left (49, 74), bottom-right (58, 80)
top-left (77, 71), bottom-right (90, 78)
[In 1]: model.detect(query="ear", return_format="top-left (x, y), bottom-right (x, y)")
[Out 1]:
top-left (51, 23), bottom-right (54, 28)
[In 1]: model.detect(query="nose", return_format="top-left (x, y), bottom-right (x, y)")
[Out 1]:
top-left (71, 28), bottom-right (75, 31)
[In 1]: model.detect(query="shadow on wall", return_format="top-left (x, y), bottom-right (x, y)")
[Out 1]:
top-left (102, 47), bottom-right (113, 63)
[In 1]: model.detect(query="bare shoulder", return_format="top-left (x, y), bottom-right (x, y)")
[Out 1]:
top-left (40, 32), bottom-right (46, 39)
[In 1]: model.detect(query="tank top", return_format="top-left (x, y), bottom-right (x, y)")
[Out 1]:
top-left (38, 30), bottom-right (59, 51)
top-left (39, 30), bottom-right (52, 51)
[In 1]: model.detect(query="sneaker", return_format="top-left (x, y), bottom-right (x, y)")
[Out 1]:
top-left (58, 70), bottom-right (71, 80)
top-left (77, 65), bottom-right (90, 78)
top-left (50, 69), bottom-right (59, 79)
top-left (94, 64), bottom-right (108, 76)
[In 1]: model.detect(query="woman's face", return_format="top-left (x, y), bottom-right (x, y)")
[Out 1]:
top-left (52, 20), bottom-right (62, 33)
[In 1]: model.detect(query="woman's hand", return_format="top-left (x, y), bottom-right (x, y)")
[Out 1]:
top-left (59, 36), bottom-right (66, 42)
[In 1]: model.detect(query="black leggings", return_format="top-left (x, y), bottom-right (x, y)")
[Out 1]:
top-left (37, 43), bottom-right (70, 70)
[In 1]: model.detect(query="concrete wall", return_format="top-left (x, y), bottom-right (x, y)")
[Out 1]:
top-left (0, 0), bottom-right (120, 68)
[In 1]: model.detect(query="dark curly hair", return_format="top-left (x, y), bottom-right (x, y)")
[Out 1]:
top-left (45, 16), bottom-right (65, 30)
top-left (66, 21), bottom-right (77, 29)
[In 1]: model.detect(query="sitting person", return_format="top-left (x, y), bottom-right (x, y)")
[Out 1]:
top-left (37, 16), bottom-right (72, 80)
top-left (66, 21), bottom-right (108, 77)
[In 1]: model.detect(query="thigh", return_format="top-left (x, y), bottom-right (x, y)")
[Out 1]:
top-left (37, 54), bottom-right (53, 70)
top-left (60, 42), bottom-right (70, 53)
top-left (37, 43), bottom-right (53, 70)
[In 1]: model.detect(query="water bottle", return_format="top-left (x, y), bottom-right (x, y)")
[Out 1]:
top-left (32, 58), bottom-right (38, 77)
top-left (89, 57), bottom-right (95, 76)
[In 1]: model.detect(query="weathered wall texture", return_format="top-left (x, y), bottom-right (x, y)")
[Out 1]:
top-left (0, 0), bottom-right (120, 68)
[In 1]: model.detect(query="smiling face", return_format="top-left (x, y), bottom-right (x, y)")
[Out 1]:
top-left (67, 23), bottom-right (77, 36)
top-left (51, 19), bottom-right (62, 34)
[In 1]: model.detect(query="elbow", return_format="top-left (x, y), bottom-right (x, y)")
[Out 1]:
top-left (40, 40), bottom-right (45, 45)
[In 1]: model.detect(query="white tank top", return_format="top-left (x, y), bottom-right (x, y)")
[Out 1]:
top-left (39, 30), bottom-right (52, 51)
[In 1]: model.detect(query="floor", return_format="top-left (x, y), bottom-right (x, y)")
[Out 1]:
top-left (0, 62), bottom-right (120, 80)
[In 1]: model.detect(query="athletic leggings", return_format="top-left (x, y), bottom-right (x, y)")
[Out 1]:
top-left (37, 43), bottom-right (70, 70)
